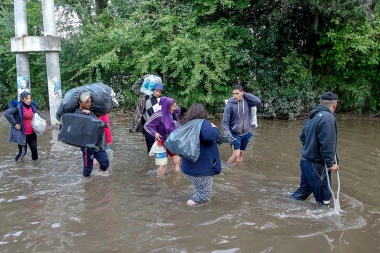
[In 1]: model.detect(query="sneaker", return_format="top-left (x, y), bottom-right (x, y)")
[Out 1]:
top-left (187, 199), bottom-right (198, 206)
top-left (98, 170), bottom-right (109, 177)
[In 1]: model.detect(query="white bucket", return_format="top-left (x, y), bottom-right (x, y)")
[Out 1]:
top-left (154, 150), bottom-right (167, 165)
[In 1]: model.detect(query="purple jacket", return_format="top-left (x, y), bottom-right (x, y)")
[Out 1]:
top-left (144, 97), bottom-right (181, 141)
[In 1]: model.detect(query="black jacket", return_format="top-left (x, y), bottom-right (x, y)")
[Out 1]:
top-left (300, 104), bottom-right (338, 167)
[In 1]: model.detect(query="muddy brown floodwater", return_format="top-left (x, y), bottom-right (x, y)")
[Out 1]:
top-left (0, 112), bottom-right (379, 252)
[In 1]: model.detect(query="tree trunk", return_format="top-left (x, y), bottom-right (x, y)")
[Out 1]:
top-left (95, 0), bottom-right (106, 16)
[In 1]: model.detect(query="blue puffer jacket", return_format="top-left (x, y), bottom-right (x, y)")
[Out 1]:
top-left (4, 100), bottom-right (45, 145)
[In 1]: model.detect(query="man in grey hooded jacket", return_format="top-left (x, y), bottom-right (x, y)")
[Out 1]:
top-left (222, 84), bottom-right (261, 165)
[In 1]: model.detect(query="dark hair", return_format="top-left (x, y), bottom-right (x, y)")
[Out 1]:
top-left (182, 103), bottom-right (208, 124)
top-left (233, 84), bottom-right (244, 91)
top-left (19, 91), bottom-right (31, 100)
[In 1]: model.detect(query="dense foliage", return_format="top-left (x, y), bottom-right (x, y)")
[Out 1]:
top-left (0, 0), bottom-right (379, 119)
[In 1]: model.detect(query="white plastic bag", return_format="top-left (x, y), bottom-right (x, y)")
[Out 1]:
top-left (149, 141), bottom-right (158, 157)
top-left (106, 146), bottom-right (113, 162)
top-left (250, 106), bottom-right (258, 128)
top-left (32, 113), bottom-right (47, 135)
top-left (140, 74), bottom-right (163, 96)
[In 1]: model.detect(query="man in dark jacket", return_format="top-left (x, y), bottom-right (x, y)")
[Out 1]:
top-left (292, 92), bottom-right (340, 206)
top-left (75, 91), bottom-right (109, 177)
top-left (222, 84), bottom-right (261, 165)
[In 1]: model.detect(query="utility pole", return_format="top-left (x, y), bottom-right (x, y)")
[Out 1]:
top-left (13, 0), bottom-right (30, 100)
top-left (42, 0), bottom-right (62, 126)
top-left (11, 0), bottom-right (62, 125)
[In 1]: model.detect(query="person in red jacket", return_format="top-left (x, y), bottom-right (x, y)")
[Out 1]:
top-left (94, 113), bottom-right (113, 167)
top-left (98, 114), bottom-right (112, 148)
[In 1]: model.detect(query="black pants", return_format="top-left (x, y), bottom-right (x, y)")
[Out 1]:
top-left (16, 132), bottom-right (38, 161)
top-left (143, 128), bottom-right (155, 154)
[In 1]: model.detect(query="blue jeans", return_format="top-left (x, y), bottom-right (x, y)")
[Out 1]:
top-left (292, 158), bottom-right (332, 205)
top-left (81, 148), bottom-right (109, 177)
top-left (231, 132), bottom-right (252, 151)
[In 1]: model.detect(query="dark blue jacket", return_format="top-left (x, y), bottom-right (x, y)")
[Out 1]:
top-left (181, 120), bottom-right (221, 176)
top-left (4, 100), bottom-right (44, 145)
top-left (300, 104), bottom-right (338, 167)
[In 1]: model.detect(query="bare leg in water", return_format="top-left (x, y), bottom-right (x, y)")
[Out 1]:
top-left (157, 155), bottom-right (180, 176)
top-left (227, 149), bottom-right (245, 165)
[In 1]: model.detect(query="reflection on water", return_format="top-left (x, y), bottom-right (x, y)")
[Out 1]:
top-left (0, 114), bottom-right (379, 252)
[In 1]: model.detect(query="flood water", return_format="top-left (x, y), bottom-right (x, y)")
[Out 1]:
top-left (0, 112), bottom-right (379, 253)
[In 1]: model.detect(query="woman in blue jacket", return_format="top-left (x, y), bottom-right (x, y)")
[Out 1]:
top-left (181, 104), bottom-right (222, 205)
top-left (4, 91), bottom-right (45, 161)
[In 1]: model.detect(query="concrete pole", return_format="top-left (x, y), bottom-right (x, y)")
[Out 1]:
top-left (14, 0), bottom-right (31, 100)
top-left (42, 0), bottom-right (62, 125)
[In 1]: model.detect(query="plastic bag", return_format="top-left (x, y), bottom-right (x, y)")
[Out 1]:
top-left (140, 74), bottom-right (162, 96)
top-left (106, 146), bottom-right (113, 163)
top-left (250, 106), bottom-right (258, 127)
top-left (56, 83), bottom-right (119, 120)
top-left (164, 119), bottom-right (204, 162)
top-left (32, 113), bottom-right (46, 136)
top-left (148, 141), bottom-right (158, 156)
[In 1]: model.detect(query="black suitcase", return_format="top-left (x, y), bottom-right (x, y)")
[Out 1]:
top-left (58, 113), bottom-right (106, 150)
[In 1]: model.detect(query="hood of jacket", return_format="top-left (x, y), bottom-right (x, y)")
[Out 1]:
top-left (308, 104), bottom-right (332, 119)
top-left (9, 100), bottom-right (37, 108)
top-left (227, 97), bottom-right (242, 104)
top-left (159, 97), bottom-right (178, 135)
top-left (160, 97), bottom-right (173, 114)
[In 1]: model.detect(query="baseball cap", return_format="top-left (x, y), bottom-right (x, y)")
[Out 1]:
top-left (154, 83), bottom-right (164, 91)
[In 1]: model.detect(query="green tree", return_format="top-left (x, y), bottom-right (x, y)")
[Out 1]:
top-left (1, 0), bottom-right (378, 118)
top-left (0, 2), bottom-right (15, 108)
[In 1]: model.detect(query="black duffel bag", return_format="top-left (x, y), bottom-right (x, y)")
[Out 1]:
top-left (56, 83), bottom-right (119, 120)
